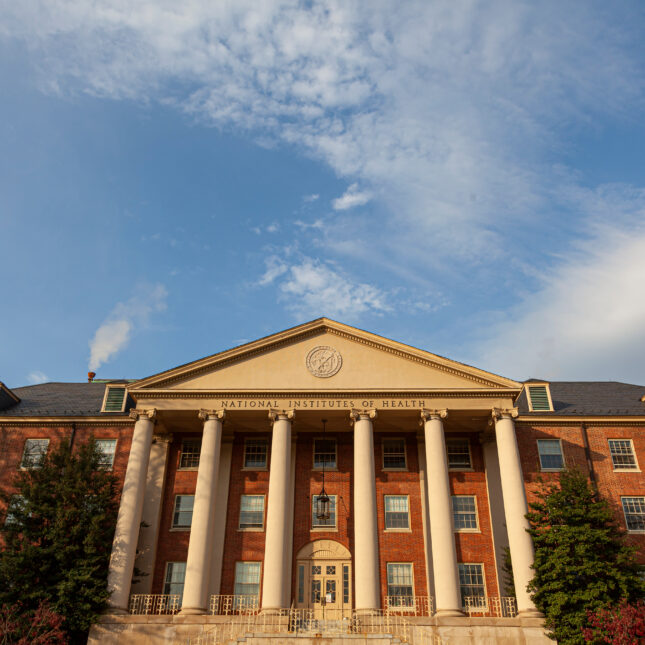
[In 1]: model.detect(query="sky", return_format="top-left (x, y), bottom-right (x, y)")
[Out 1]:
top-left (1, 1), bottom-right (645, 388)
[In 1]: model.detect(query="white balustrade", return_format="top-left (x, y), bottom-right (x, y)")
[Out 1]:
top-left (128, 594), bottom-right (181, 615)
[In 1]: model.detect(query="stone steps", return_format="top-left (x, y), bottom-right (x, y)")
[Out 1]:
top-left (225, 634), bottom-right (404, 644)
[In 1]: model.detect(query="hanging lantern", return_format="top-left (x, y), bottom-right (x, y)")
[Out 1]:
top-left (316, 418), bottom-right (331, 521)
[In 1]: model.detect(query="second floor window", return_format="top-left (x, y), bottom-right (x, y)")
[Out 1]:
top-left (21, 439), bottom-right (49, 469)
top-left (383, 439), bottom-right (406, 469)
top-left (452, 496), bottom-right (478, 531)
top-left (239, 495), bottom-right (265, 529)
top-left (179, 439), bottom-right (201, 469)
top-left (609, 440), bottom-right (638, 470)
top-left (622, 497), bottom-right (645, 532)
top-left (446, 439), bottom-right (471, 469)
top-left (244, 439), bottom-right (267, 469)
top-left (172, 495), bottom-right (194, 528)
top-left (312, 494), bottom-right (337, 529)
top-left (313, 439), bottom-right (336, 469)
top-left (96, 439), bottom-right (117, 469)
top-left (384, 495), bottom-right (410, 529)
top-left (537, 439), bottom-right (564, 470)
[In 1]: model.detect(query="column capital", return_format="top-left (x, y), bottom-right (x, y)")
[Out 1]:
top-left (420, 408), bottom-right (448, 423)
top-left (153, 432), bottom-right (173, 444)
top-left (491, 407), bottom-right (519, 421)
top-left (198, 409), bottom-right (226, 422)
top-left (129, 408), bottom-right (157, 422)
top-left (350, 408), bottom-right (377, 423)
top-left (268, 409), bottom-right (295, 423)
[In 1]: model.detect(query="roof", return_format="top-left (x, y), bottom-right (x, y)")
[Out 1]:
top-left (0, 382), bottom-right (134, 417)
top-left (518, 381), bottom-right (645, 416)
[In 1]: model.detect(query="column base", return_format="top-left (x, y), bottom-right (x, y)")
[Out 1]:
top-left (353, 608), bottom-right (380, 617)
top-left (177, 607), bottom-right (206, 616)
top-left (434, 608), bottom-right (466, 617)
top-left (517, 608), bottom-right (545, 618)
top-left (260, 607), bottom-right (287, 616)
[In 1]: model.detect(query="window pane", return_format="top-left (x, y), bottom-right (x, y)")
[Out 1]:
top-left (21, 439), bottom-right (49, 468)
top-left (458, 563), bottom-right (485, 606)
top-left (446, 439), bottom-right (471, 468)
top-left (163, 562), bottom-right (186, 597)
top-left (172, 495), bottom-right (194, 528)
top-left (537, 440), bottom-right (564, 470)
top-left (383, 439), bottom-right (406, 469)
top-left (239, 495), bottom-right (265, 529)
top-left (312, 495), bottom-right (336, 527)
top-left (234, 562), bottom-right (261, 597)
top-left (453, 496), bottom-right (478, 530)
top-left (179, 439), bottom-right (201, 469)
top-left (96, 439), bottom-right (117, 468)
top-left (385, 495), bottom-right (410, 529)
top-left (343, 565), bottom-right (350, 604)
top-left (314, 439), bottom-right (337, 469)
top-left (386, 563), bottom-right (413, 598)
top-left (609, 440), bottom-right (637, 469)
top-left (244, 440), bottom-right (267, 468)
top-left (4, 495), bottom-right (26, 527)
top-left (622, 497), bottom-right (645, 531)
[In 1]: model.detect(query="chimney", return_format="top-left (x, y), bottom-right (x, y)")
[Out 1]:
top-left (88, 372), bottom-right (96, 382)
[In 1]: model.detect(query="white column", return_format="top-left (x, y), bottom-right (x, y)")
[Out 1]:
top-left (179, 410), bottom-right (225, 615)
top-left (107, 409), bottom-right (156, 613)
top-left (492, 408), bottom-right (542, 617)
top-left (351, 408), bottom-right (380, 613)
top-left (261, 410), bottom-right (294, 613)
top-left (421, 409), bottom-right (463, 617)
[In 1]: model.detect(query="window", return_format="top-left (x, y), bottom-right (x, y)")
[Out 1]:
top-left (537, 439), bottom-right (564, 470)
top-left (179, 439), bottom-right (201, 469)
top-left (386, 563), bottom-right (414, 603)
top-left (446, 438), bottom-right (471, 469)
top-left (239, 495), bottom-right (265, 529)
top-left (96, 439), bottom-right (117, 469)
top-left (458, 563), bottom-right (486, 608)
top-left (452, 496), bottom-right (478, 531)
top-left (313, 439), bottom-right (336, 469)
top-left (172, 495), bottom-right (194, 529)
top-left (102, 386), bottom-right (127, 413)
top-left (234, 562), bottom-right (261, 598)
top-left (21, 439), bottom-right (49, 469)
top-left (312, 494), bottom-right (337, 529)
top-left (622, 497), bottom-right (645, 532)
top-left (383, 438), bottom-right (406, 470)
top-left (609, 440), bottom-right (638, 470)
top-left (384, 495), bottom-right (410, 530)
top-left (526, 384), bottom-right (553, 412)
top-left (244, 439), bottom-right (267, 469)
top-left (163, 562), bottom-right (186, 597)
top-left (4, 495), bottom-right (25, 527)
top-left (343, 564), bottom-right (350, 604)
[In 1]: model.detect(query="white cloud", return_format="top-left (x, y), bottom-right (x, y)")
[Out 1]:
top-left (303, 193), bottom-right (319, 203)
top-left (476, 213), bottom-right (645, 383)
top-left (258, 256), bottom-right (288, 286)
top-left (332, 183), bottom-right (372, 211)
top-left (27, 370), bottom-right (48, 385)
top-left (88, 283), bottom-right (168, 371)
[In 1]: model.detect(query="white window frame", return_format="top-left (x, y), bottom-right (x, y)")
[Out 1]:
top-left (313, 438), bottom-right (337, 470)
top-left (382, 438), bottom-right (407, 471)
top-left (458, 562), bottom-right (487, 610)
top-left (311, 494), bottom-right (338, 530)
top-left (526, 384), bottom-right (554, 412)
top-left (95, 439), bottom-right (117, 470)
top-left (386, 562), bottom-right (415, 608)
top-left (243, 438), bottom-right (268, 470)
top-left (234, 562), bottom-right (262, 600)
top-left (178, 439), bottom-right (201, 470)
top-left (622, 497), bottom-right (645, 533)
top-left (163, 561), bottom-right (186, 597)
top-left (384, 495), bottom-right (411, 531)
top-left (100, 385), bottom-right (127, 413)
top-left (239, 494), bottom-right (266, 531)
top-left (171, 495), bottom-right (194, 530)
top-left (20, 438), bottom-right (50, 469)
top-left (608, 439), bottom-right (639, 471)
top-left (446, 438), bottom-right (472, 470)
top-left (537, 438), bottom-right (565, 471)
top-left (452, 495), bottom-right (479, 533)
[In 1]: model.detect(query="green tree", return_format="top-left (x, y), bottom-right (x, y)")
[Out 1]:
top-left (527, 468), bottom-right (644, 645)
top-left (0, 438), bottom-right (118, 644)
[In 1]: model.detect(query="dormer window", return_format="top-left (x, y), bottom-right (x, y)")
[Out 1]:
top-left (101, 386), bottom-right (127, 413)
top-left (526, 384), bottom-right (553, 412)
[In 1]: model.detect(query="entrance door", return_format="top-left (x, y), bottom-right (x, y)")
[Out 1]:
top-left (310, 563), bottom-right (340, 618)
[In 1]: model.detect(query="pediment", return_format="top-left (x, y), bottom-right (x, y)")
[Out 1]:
top-left (131, 319), bottom-right (520, 394)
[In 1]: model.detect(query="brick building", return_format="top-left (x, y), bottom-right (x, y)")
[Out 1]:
top-left (1, 318), bottom-right (644, 644)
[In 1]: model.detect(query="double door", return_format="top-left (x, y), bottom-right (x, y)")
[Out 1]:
top-left (297, 559), bottom-right (351, 619)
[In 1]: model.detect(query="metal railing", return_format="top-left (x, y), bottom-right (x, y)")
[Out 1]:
top-left (128, 594), bottom-right (181, 615)
top-left (464, 596), bottom-right (517, 617)
top-left (385, 595), bottom-right (434, 616)
top-left (208, 594), bottom-right (259, 615)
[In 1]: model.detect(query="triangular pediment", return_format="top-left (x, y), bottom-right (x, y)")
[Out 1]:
top-left (130, 319), bottom-right (520, 394)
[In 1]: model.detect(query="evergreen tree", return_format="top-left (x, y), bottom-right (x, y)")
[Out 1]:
top-left (0, 438), bottom-right (118, 644)
top-left (527, 468), bottom-right (644, 645)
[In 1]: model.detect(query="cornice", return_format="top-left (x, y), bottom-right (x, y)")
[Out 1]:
top-left (516, 416), bottom-right (645, 427)
top-left (0, 417), bottom-right (134, 427)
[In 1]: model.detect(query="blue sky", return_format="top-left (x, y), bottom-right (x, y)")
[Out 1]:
top-left (1, 1), bottom-right (645, 387)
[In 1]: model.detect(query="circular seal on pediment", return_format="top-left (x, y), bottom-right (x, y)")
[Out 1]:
top-left (306, 346), bottom-right (343, 378)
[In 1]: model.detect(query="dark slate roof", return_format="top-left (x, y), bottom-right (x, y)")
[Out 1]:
top-left (518, 381), bottom-right (645, 416)
top-left (0, 382), bottom-right (134, 417)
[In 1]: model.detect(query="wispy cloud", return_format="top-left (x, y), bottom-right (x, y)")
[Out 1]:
top-left (27, 370), bottom-right (48, 385)
top-left (332, 183), bottom-right (372, 211)
top-left (303, 193), bottom-right (319, 203)
top-left (88, 283), bottom-right (168, 372)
